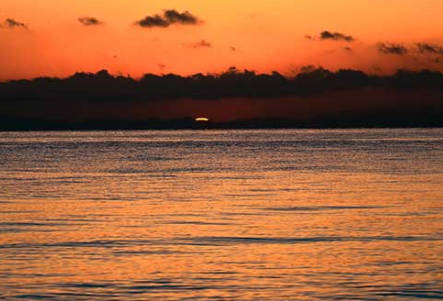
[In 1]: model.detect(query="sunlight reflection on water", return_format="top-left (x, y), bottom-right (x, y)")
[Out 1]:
top-left (0, 129), bottom-right (442, 300)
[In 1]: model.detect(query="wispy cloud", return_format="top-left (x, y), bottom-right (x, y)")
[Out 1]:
top-left (320, 31), bottom-right (354, 42)
top-left (416, 43), bottom-right (443, 56)
top-left (185, 40), bottom-right (212, 49)
top-left (1, 18), bottom-right (28, 29)
top-left (78, 17), bottom-right (103, 26)
top-left (377, 43), bottom-right (408, 55)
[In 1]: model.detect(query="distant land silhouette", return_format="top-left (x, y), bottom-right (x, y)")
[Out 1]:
top-left (1, 67), bottom-right (443, 130)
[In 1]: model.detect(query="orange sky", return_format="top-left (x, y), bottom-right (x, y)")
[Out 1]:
top-left (1, 0), bottom-right (443, 80)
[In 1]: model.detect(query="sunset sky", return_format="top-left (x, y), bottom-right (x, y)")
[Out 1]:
top-left (2, 0), bottom-right (443, 80)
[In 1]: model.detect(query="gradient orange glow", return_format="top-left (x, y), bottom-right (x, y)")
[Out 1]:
top-left (1, 0), bottom-right (443, 80)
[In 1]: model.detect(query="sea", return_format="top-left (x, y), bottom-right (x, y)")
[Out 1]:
top-left (0, 129), bottom-right (442, 301)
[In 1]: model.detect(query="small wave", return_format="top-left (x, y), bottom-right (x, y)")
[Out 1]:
top-left (174, 235), bottom-right (440, 246)
top-left (264, 205), bottom-right (386, 212)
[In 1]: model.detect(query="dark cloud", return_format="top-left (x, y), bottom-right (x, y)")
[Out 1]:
top-left (1, 18), bottom-right (28, 29)
top-left (377, 43), bottom-right (408, 55)
top-left (136, 15), bottom-right (170, 28)
top-left (343, 47), bottom-right (353, 52)
top-left (164, 10), bottom-right (199, 25)
top-left (78, 17), bottom-right (103, 26)
top-left (304, 35), bottom-right (315, 41)
top-left (320, 31), bottom-right (354, 42)
top-left (230, 46), bottom-right (238, 52)
top-left (186, 40), bottom-right (212, 48)
top-left (135, 9), bottom-right (201, 28)
top-left (416, 43), bottom-right (443, 56)
top-left (3, 67), bottom-right (443, 103)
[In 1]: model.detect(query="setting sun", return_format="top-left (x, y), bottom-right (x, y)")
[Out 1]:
top-left (195, 117), bottom-right (210, 122)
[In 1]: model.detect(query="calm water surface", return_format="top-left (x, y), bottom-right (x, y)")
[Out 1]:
top-left (0, 129), bottom-right (442, 301)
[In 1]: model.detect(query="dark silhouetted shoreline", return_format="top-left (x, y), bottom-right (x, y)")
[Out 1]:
top-left (1, 67), bottom-right (443, 131)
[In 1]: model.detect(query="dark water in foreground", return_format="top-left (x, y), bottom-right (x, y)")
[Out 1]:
top-left (0, 129), bottom-right (442, 301)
